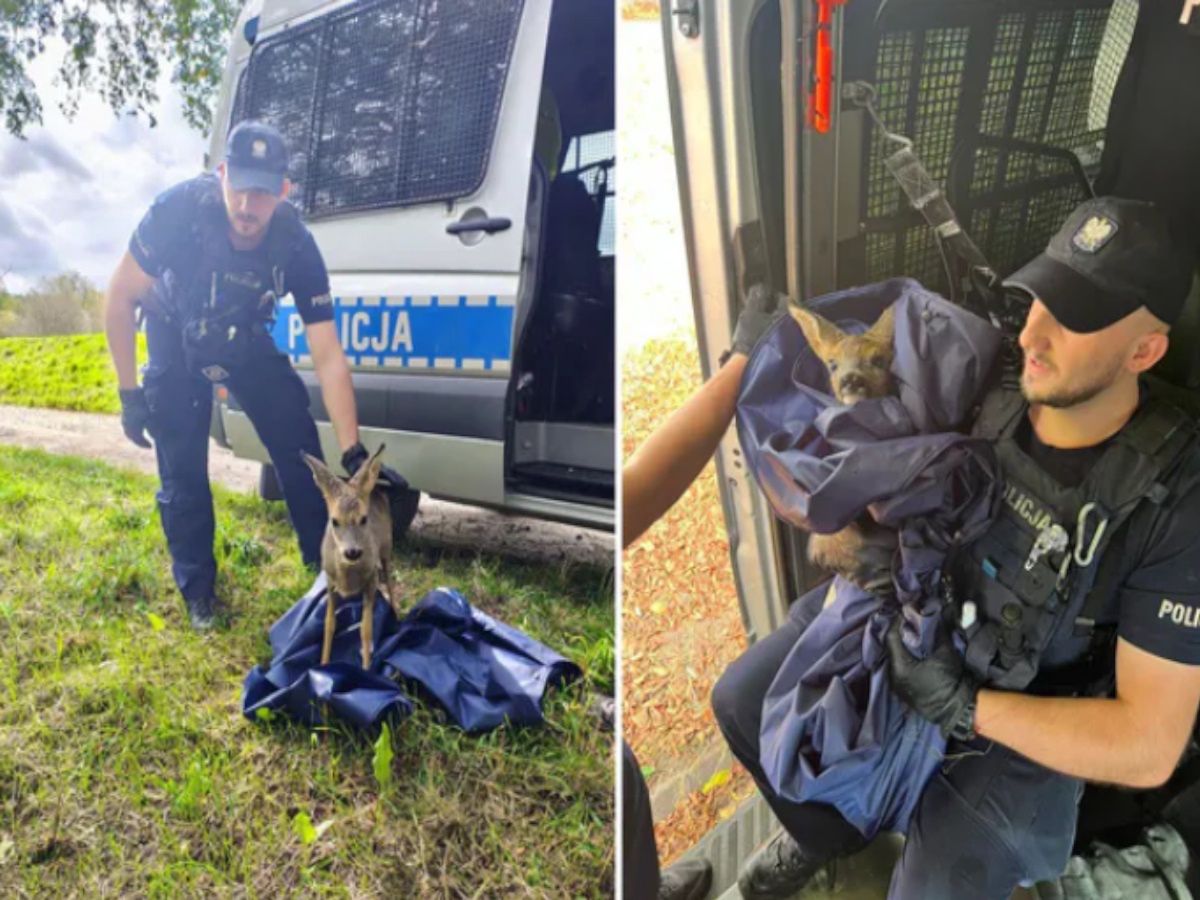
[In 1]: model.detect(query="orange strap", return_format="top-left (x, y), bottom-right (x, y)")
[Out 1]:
top-left (809, 0), bottom-right (849, 133)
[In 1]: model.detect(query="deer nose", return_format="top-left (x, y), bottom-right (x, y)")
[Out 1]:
top-left (343, 548), bottom-right (363, 562)
top-left (840, 373), bottom-right (867, 393)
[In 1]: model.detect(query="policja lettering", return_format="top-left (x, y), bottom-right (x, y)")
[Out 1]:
top-left (1002, 482), bottom-right (1055, 533)
top-left (1158, 599), bottom-right (1200, 628)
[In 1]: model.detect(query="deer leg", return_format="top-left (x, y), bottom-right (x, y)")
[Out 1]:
top-left (379, 557), bottom-right (395, 615)
top-left (361, 580), bottom-right (376, 670)
top-left (321, 588), bottom-right (339, 667)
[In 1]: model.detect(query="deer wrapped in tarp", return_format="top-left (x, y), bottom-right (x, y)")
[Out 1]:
top-left (242, 573), bottom-right (582, 733)
top-left (737, 278), bottom-right (1004, 837)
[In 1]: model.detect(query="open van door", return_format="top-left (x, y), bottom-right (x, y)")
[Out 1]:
top-left (205, 0), bottom-right (614, 530)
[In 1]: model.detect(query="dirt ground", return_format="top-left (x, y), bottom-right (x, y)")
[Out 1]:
top-left (0, 403), bottom-right (613, 569)
top-left (621, 334), bottom-right (752, 865)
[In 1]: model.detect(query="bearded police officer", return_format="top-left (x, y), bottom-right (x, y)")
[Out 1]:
top-left (104, 121), bottom-right (398, 630)
top-left (716, 196), bottom-right (1200, 899)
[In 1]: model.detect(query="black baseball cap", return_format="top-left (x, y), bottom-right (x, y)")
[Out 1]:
top-left (225, 120), bottom-right (289, 194)
top-left (1003, 196), bottom-right (1194, 333)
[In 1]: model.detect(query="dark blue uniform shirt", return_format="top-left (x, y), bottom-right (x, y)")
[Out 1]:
top-left (129, 174), bottom-right (334, 325)
top-left (1018, 416), bottom-right (1200, 666)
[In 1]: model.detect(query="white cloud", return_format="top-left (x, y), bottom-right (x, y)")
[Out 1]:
top-left (0, 38), bottom-right (212, 294)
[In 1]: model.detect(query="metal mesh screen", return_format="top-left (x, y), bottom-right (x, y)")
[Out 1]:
top-left (861, 2), bottom-right (1122, 289)
top-left (235, 22), bottom-right (322, 195)
top-left (564, 130), bottom-right (616, 256)
top-left (233, 0), bottom-right (524, 217)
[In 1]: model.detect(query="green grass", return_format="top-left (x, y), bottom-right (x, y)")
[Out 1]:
top-left (0, 333), bottom-right (147, 414)
top-left (0, 446), bottom-right (614, 897)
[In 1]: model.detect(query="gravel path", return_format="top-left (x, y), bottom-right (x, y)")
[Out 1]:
top-left (0, 404), bottom-right (613, 569)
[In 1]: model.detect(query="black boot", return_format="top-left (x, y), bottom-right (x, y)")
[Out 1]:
top-left (658, 857), bottom-right (712, 900)
top-left (184, 594), bottom-right (226, 631)
top-left (737, 830), bottom-right (833, 899)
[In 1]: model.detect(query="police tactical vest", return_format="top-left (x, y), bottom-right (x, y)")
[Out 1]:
top-left (151, 174), bottom-right (304, 380)
top-left (951, 383), bottom-right (1198, 692)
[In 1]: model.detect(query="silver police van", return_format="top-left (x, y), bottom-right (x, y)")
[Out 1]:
top-left (205, 0), bottom-right (615, 535)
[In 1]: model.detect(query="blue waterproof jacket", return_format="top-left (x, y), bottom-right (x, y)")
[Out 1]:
top-left (740, 278), bottom-right (1003, 837)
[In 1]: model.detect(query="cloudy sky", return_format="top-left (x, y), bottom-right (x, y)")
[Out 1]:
top-left (0, 42), bottom-right (211, 294)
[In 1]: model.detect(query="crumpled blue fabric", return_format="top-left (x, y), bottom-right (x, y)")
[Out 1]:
top-left (741, 278), bottom-right (1005, 838)
top-left (242, 573), bottom-right (582, 733)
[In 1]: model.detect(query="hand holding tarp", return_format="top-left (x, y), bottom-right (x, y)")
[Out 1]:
top-left (885, 618), bottom-right (979, 740)
top-left (730, 284), bottom-right (789, 357)
top-left (341, 441), bottom-right (408, 491)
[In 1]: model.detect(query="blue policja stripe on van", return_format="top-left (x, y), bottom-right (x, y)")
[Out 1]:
top-left (271, 294), bottom-right (515, 371)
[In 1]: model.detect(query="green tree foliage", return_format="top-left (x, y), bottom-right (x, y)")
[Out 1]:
top-left (1, 270), bottom-right (104, 336)
top-left (0, 1), bottom-right (241, 137)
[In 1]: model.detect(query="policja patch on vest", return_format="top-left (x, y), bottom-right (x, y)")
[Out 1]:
top-left (1072, 216), bottom-right (1118, 254)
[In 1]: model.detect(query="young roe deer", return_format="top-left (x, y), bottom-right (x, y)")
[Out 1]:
top-left (302, 446), bottom-right (394, 669)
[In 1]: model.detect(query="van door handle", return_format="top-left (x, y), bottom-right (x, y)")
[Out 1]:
top-left (445, 216), bottom-right (512, 235)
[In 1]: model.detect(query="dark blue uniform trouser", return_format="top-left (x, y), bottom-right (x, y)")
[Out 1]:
top-left (143, 316), bottom-right (328, 601)
top-left (622, 740), bottom-right (661, 900)
top-left (712, 588), bottom-right (1084, 899)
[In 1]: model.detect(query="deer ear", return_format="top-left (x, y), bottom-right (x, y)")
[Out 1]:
top-left (867, 303), bottom-right (897, 346)
top-left (301, 452), bottom-right (341, 499)
top-left (790, 305), bottom-right (844, 357)
top-left (351, 445), bottom-right (385, 497)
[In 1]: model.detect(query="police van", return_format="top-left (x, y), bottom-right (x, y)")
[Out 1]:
top-left (204, 0), bottom-right (615, 535)
top-left (659, 0), bottom-right (1200, 894)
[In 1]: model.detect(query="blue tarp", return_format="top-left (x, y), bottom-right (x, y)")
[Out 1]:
top-left (242, 573), bottom-right (582, 733)
top-left (740, 278), bottom-right (1004, 837)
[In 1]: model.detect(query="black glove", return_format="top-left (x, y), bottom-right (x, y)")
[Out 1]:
top-left (118, 388), bottom-right (152, 449)
top-left (340, 442), bottom-right (409, 492)
top-left (728, 283), bottom-right (790, 358)
top-left (885, 618), bottom-right (979, 740)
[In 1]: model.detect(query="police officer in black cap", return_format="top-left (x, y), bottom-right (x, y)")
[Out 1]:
top-left (104, 120), bottom-right (402, 630)
top-left (720, 196), bottom-right (1200, 899)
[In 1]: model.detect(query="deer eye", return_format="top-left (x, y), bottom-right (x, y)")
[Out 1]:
top-left (359, 515), bottom-right (368, 526)
top-left (331, 517), bottom-right (340, 527)
top-left (827, 359), bottom-right (839, 373)
top-left (871, 354), bottom-right (888, 369)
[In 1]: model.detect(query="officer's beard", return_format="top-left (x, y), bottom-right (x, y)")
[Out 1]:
top-left (1020, 351), bottom-right (1126, 409)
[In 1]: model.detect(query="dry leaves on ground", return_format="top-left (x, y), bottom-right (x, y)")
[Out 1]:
top-left (622, 329), bottom-right (750, 856)
top-left (621, 0), bottom-right (661, 20)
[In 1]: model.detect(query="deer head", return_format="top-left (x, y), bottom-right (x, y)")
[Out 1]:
top-left (790, 304), bottom-right (896, 405)
top-left (302, 447), bottom-right (384, 566)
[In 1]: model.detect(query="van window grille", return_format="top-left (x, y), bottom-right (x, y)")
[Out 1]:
top-left (859, 2), bottom-right (1120, 291)
top-left (232, 0), bottom-right (524, 217)
top-left (563, 130), bottom-right (616, 257)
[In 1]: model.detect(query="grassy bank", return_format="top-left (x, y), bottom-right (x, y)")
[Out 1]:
top-left (0, 333), bottom-right (146, 414)
top-left (0, 446), bottom-right (614, 897)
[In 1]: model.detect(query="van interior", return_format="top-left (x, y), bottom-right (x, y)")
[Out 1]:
top-left (679, 0), bottom-right (1200, 894)
top-left (506, 0), bottom-right (616, 506)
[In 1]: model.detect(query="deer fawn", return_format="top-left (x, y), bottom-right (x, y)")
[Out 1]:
top-left (790, 303), bottom-right (899, 594)
top-left (302, 446), bottom-right (394, 669)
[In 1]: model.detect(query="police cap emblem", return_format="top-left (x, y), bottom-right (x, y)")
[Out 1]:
top-left (251, 139), bottom-right (268, 159)
top-left (1072, 215), bottom-right (1118, 254)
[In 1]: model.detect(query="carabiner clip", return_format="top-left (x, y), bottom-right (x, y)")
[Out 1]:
top-left (1074, 502), bottom-right (1109, 567)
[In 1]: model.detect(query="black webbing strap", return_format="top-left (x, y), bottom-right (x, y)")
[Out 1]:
top-left (1075, 399), bottom-right (1198, 634)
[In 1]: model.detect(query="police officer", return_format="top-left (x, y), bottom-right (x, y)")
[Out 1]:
top-left (716, 197), bottom-right (1200, 899)
top-left (104, 121), bottom-right (394, 630)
